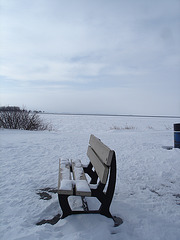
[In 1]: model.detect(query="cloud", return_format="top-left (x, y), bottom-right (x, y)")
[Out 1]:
top-left (0, 0), bottom-right (180, 115)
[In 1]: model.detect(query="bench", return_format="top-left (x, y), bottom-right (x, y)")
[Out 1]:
top-left (57, 134), bottom-right (123, 226)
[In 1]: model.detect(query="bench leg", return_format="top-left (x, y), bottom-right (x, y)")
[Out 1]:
top-left (99, 198), bottom-right (123, 226)
top-left (91, 188), bottom-right (112, 218)
top-left (99, 205), bottom-right (112, 218)
top-left (58, 194), bottom-right (72, 219)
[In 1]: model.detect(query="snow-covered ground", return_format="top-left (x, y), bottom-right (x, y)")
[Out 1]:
top-left (0, 114), bottom-right (180, 240)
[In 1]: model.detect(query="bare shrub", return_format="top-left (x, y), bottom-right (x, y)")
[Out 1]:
top-left (147, 126), bottom-right (154, 130)
top-left (0, 107), bottom-right (49, 131)
top-left (110, 124), bottom-right (135, 130)
top-left (124, 124), bottom-right (135, 130)
top-left (164, 125), bottom-right (172, 130)
top-left (110, 126), bottom-right (121, 130)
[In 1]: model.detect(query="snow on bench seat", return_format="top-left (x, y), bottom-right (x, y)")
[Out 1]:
top-left (58, 179), bottom-right (73, 195)
top-left (58, 159), bottom-right (73, 195)
top-left (58, 159), bottom-right (91, 196)
top-left (72, 160), bottom-right (91, 196)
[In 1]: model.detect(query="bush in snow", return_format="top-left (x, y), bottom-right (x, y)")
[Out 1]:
top-left (110, 124), bottom-right (135, 130)
top-left (0, 107), bottom-right (49, 131)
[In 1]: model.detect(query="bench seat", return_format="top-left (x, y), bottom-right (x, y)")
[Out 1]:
top-left (58, 159), bottom-right (91, 196)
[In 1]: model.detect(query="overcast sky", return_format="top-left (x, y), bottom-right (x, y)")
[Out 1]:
top-left (0, 0), bottom-right (180, 115)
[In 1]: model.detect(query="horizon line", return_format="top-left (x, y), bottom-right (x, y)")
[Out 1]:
top-left (42, 112), bottom-right (180, 119)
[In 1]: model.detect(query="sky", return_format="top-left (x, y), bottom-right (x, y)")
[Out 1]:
top-left (0, 0), bottom-right (180, 116)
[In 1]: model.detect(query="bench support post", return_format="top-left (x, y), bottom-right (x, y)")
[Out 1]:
top-left (91, 152), bottom-right (116, 218)
top-left (58, 194), bottom-right (72, 219)
top-left (104, 152), bottom-right (116, 210)
top-left (84, 162), bottom-right (98, 184)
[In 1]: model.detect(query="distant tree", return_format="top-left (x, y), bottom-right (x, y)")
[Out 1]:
top-left (0, 106), bottom-right (20, 112)
top-left (0, 107), bottom-right (49, 130)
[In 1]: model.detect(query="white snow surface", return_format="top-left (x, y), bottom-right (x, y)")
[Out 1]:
top-left (0, 114), bottom-right (180, 240)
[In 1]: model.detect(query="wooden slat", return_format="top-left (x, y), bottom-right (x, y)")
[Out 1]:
top-left (89, 134), bottom-right (114, 166)
top-left (87, 146), bottom-right (109, 184)
top-left (58, 159), bottom-right (73, 195)
top-left (58, 180), bottom-right (73, 195)
top-left (72, 160), bottom-right (91, 196)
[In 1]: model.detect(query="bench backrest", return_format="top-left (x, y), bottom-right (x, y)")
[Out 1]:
top-left (87, 134), bottom-right (115, 184)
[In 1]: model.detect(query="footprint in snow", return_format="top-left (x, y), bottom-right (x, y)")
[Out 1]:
top-left (36, 187), bottom-right (57, 200)
top-left (36, 187), bottom-right (61, 225)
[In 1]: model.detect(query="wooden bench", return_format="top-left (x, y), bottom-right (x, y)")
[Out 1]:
top-left (58, 134), bottom-right (123, 226)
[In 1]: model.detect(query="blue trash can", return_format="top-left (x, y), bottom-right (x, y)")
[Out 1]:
top-left (174, 123), bottom-right (180, 148)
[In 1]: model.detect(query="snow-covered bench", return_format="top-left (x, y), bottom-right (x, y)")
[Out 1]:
top-left (58, 134), bottom-right (123, 226)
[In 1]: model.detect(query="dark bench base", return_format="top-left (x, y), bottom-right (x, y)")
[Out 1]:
top-left (58, 196), bottom-right (123, 227)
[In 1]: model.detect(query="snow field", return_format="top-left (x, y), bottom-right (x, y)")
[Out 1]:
top-left (0, 114), bottom-right (180, 240)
